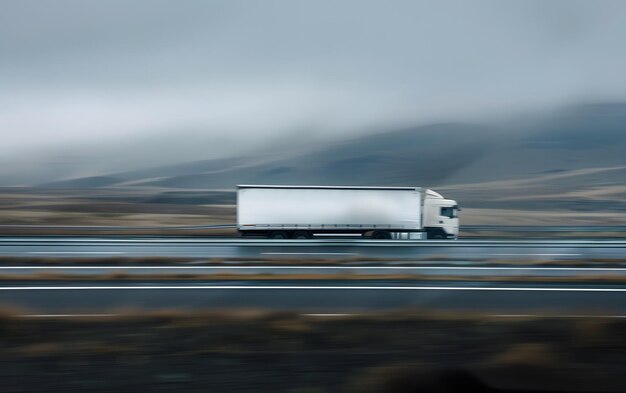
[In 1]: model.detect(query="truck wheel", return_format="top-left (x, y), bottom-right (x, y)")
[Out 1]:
top-left (425, 228), bottom-right (447, 240)
top-left (269, 231), bottom-right (288, 239)
top-left (372, 231), bottom-right (391, 240)
top-left (292, 231), bottom-right (311, 239)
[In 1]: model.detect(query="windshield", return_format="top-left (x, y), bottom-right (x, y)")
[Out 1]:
top-left (440, 205), bottom-right (459, 219)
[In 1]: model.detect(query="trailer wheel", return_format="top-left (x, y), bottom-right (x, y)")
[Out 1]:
top-left (292, 231), bottom-right (312, 239)
top-left (269, 231), bottom-right (288, 239)
top-left (372, 231), bottom-right (391, 240)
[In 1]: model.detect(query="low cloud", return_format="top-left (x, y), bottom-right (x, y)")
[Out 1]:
top-left (1, 0), bottom-right (626, 173)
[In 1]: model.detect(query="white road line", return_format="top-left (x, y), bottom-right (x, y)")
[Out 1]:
top-left (19, 314), bottom-right (117, 318)
top-left (26, 252), bottom-right (126, 255)
top-left (15, 313), bottom-right (626, 319)
top-left (301, 313), bottom-right (626, 319)
top-left (0, 265), bottom-right (624, 271)
top-left (262, 252), bottom-right (358, 256)
top-left (313, 234), bottom-right (362, 237)
top-left (493, 253), bottom-right (581, 256)
top-left (0, 285), bottom-right (625, 292)
top-left (14, 313), bottom-right (626, 319)
top-left (494, 314), bottom-right (626, 318)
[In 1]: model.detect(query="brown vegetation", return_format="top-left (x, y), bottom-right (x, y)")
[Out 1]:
top-left (0, 310), bottom-right (623, 392)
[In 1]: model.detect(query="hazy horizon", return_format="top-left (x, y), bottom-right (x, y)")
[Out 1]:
top-left (2, 0), bottom-right (626, 182)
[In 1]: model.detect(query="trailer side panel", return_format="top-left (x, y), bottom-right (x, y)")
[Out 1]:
top-left (237, 187), bottom-right (421, 231)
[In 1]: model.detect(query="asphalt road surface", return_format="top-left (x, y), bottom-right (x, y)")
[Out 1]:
top-left (1, 279), bottom-right (625, 315)
top-left (1, 237), bottom-right (624, 316)
top-left (1, 237), bottom-right (626, 260)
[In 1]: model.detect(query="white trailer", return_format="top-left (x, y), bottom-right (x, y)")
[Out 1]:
top-left (237, 185), bottom-right (459, 239)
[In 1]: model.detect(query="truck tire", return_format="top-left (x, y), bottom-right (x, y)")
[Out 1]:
top-left (372, 231), bottom-right (391, 240)
top-left (269, 231), bottom-right (288, 239)
top-left (425, 227), bottom-right (447, 240)
top-left (292, 231), bottom-right (312, 239)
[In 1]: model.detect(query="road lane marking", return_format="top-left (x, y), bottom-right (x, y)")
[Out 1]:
top-left (494, 314), bottom-right (626, 318)
top-left (303, 313), bottom-right (626, 319)
top-left (262, 252), bottom-right (358, 256)
top-left (0, 266), bottom-right (625, 271)
top-left (15, 313), bottom-right (626, 319)
top-left (493, 253), bottom-right (581, 256)
top-left (313, 234), bottom-right (362, 237)
top-left (26, 252), bottom-right (126, 255)
top-left (1, 285), bottom-right (625, 291)
top-left (19, 314), bottom-right (117, 318)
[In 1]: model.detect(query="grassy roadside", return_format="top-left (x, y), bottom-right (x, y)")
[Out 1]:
top-left (0, 310), bottom-right (623, 392)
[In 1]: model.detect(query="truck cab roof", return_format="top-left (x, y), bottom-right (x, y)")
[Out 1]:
top-left (425, 189), bottom-right (444, 199)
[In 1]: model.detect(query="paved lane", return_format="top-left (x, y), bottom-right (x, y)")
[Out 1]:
top-left (1, 280), bottom-right (625, 314)
top-left (0, 237), bottom-right (623, 315)
top-left (1, 237), bottom-right (626, 260)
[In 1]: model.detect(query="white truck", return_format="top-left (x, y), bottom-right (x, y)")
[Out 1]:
top-left (237, 185), bottom-right (459, 240)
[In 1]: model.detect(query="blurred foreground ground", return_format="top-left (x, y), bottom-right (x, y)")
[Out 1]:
top-left (0, 311), bottom-right (624, 392)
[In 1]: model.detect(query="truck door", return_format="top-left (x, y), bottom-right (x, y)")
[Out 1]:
top-left (438, 204), bottom-right (459, 238)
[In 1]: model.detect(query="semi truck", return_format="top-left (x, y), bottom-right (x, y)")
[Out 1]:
top-left (237, 185), bottom-right (459, 240)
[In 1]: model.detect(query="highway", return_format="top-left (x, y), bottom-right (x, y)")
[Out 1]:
top-left (0, 236), bottom-right (624, 316)
top-left (1, 237), bottom-right (626, 260)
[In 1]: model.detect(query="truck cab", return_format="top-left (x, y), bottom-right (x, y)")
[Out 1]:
top-left (423, 189), bottom-right (459, 239)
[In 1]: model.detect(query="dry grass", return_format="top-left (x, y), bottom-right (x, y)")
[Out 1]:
top-left (487, 343), bottom-right (560, 367)
top-left (0, 308), bottom-right (623, 393)
top-left (17, 343), bottom-right (63, 357)
top-left (457, 207), bottom-right (626, 226)
top-left (0, 309), bottom-right (622, 367)
top-left (0, 190), bottom-right (236, 228)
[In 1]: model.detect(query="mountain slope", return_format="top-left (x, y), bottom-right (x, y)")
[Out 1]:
top-left (38, 102), bottom-right (626, 195)
top-left (120, 123), bottom-right (498, 189)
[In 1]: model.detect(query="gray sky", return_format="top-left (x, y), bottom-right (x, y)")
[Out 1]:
top-left (2, 0), bottom-right (626, 169)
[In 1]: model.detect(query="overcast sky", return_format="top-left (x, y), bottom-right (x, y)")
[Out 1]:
top-left (2, 0), bottom-right (626, 169)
